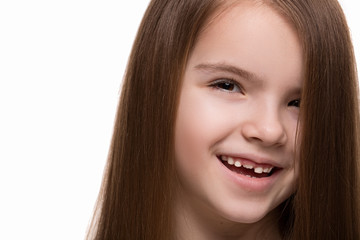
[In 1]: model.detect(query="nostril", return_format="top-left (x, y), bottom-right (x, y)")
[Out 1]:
top-left (250, 136), bottom-right (263, 142)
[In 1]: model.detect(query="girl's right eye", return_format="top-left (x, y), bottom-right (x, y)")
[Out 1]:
top-left (209, 79), bottom-right (244, 94)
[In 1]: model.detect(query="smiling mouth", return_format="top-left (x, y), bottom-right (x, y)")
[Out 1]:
top-left (217, 155), bottom-right (278, 178)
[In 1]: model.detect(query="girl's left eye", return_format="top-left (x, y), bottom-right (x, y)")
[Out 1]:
top-left (288, 99), bottom-right (301, 108)
top-left (209, 79), bottom-right (243, 94)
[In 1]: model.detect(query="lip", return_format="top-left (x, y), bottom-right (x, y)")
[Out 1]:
top-left (215, 153), bottom-right (283, 192)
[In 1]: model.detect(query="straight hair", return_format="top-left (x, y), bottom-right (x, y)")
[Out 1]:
top-left (273, 0), bottom-right (360, 239)
top-left (87, 0), bottom-right (360, 239)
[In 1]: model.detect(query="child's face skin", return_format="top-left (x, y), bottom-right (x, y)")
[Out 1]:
top-left (175, 1), bottom-right (303, 239)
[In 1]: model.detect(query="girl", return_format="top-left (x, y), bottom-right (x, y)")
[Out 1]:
top-left (87, 0), bottom-right (360, 239)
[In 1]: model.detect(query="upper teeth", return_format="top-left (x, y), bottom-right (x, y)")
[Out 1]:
top-left (243, 164), bottom-right (253, 169)
top-left (221, 156), bottom-right (273, 174)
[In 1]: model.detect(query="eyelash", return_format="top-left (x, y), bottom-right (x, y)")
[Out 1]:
top-left (209, 78), bottom-right (244, 94)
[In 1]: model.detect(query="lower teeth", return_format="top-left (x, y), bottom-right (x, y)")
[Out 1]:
top-left (246, 175), bottom-right (258, 179)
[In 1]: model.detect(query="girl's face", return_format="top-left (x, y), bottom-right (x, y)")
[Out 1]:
top-left (174, 1), bottom-right (303, 229)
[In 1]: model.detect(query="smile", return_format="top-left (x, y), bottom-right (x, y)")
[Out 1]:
top-left (217, 155), bottom-right (278, 178)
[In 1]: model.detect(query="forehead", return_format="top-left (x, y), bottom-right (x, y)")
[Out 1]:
top-left (188, 1), bottom-right (303, 89)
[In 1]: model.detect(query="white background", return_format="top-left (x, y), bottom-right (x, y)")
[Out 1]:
top-left (0, 1), bottom-right (358, 239)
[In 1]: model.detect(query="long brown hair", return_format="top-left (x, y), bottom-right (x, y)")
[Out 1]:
top-left (87, 0), bottom-right (360, 239)
top-left (273, 0), bottom-right (360, 239)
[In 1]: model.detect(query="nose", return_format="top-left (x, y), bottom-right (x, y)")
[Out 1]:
top-left (241, 107), bottom-right (287, 147)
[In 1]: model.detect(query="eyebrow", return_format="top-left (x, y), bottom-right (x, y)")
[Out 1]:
top-left (194, 62), bottom-right (263, 83)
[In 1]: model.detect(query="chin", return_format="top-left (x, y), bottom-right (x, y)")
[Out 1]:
top-left (215, 201), bottom-right (279, 224)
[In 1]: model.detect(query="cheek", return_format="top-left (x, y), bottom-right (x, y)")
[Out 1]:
top-left (294, 127), bottom-right (301, 181)
top-left (285, 113), bottom-right (300, 153)
top-left (286, 121), bottom-right (300, 189)
top-left (174, 89), bottom-right (232, 161)
top-left (174, 93), bottom-right (206, 193)
top-left (174, 90), bottom-right (224, 180)
top-left (174, 92), bottom-right (211, 164)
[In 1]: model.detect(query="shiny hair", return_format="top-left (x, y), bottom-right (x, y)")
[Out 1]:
top-left (87, 0), bottom-right (360, 239)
